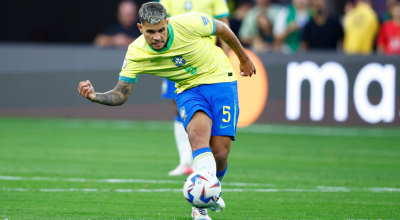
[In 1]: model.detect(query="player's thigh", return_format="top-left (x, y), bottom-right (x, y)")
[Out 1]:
top-left (186, 111), bottom-right (213, 151)
top-left (176, 87), bottom-right (214, 150)
top-left (205, 82), bottom-right (239, 140)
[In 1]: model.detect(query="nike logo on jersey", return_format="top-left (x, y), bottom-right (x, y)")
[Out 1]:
top-left (220, 125), bottom-right (232, 129)
top-left (151, 57), bottom-right (161, 62)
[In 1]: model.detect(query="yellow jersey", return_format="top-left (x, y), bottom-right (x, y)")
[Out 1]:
top-left (343, 3), bottom-right (379, 54)
top-left (119, 12), bottom-right (236, 94)
top-left (160, 0), bottom-right (229, 19)
top-left (159, 0), bottom-right (229, 45)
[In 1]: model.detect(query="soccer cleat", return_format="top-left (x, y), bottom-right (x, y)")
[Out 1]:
top-left (168, 164), bottom-right (194, 176)
top-left (208, 197), bottom-right (225, 213)
top-left (191, 207), bottom-right (212, 220)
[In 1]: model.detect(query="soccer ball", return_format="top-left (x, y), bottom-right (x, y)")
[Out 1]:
top-left (183, 170), bottom-right (221, 208)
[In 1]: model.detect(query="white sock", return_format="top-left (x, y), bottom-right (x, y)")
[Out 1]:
top-left (174, 120), bottom-right (193, 166)
top-left (192, 147), bottom-right (217, 176)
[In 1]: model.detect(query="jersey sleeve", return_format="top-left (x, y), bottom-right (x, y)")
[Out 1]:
top-left (184, 12), bottom-right (216, 37)
top-left (119, 47), bottom-right (139, 83)
top-left (159, 0), bottom-right (171, 17)
top-left (212, 0), bottom-right (230, 19)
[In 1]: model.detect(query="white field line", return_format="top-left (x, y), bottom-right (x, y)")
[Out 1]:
top-left (1, 176), bottom-right (399, 193)
top-left (3, 187), bottom-right (400, 193)
top-left (0, 176), bottom-right (274, 187)
top-left (61, 119), bottom-right (400, 138)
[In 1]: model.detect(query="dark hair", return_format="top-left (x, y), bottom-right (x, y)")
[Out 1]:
top-left (138, 2), bottom-right (167, 25)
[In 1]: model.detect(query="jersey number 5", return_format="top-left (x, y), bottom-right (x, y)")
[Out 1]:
top-left (222, 106), bottom-right (231, 123)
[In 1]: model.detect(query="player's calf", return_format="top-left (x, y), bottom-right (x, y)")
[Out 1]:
top-left (210, 136), bottom-right (231, 175)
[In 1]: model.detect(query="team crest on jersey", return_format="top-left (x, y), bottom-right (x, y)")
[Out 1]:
top-left (180, 107), bottom-right (187, 122)
top-left (201, 16), bottom-right (209, 25)
top-left (172, 56), bottom-right (186, 67)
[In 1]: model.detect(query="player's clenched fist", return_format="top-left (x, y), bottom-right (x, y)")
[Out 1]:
top-left (78, 80), bottom-right (96, 102)
top-left (239, 58), bottom-right (256, 77)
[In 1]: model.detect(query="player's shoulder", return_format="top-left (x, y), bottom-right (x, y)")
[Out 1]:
top-left (126, 35), bottom-right (148, 59)
top-left (128, 35), bottom-right (145, 50)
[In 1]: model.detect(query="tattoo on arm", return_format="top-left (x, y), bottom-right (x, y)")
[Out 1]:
top-left (215, 20), bottom-right (247, 59)
top-left (222, 35), bottom-right (245, 58)
top-left (95, 80), bottom-right (134, 106)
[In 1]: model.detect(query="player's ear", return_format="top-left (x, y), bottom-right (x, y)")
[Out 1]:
top-left (137, 23), bottom-right (143, 33)
top-left (166, 19), bottom-right (169, 25)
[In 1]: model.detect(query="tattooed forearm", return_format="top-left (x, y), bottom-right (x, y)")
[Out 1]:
top-left (95, 91), bottom-right (125, 106)
top-left (222, 36), bottom-right (246, 58)
top-left (95, 80), bottom-right (134, 106)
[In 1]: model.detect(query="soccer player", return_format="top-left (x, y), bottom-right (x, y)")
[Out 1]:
top-left (78, 2), bottom-right (255, 220)
top-left (158, 0), bottom-right (231, 176)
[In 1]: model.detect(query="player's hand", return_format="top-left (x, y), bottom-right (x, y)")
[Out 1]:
top-left (239, 58), bottom-right (256, 77)
top-left (78, 80), bottom-right (96, 102)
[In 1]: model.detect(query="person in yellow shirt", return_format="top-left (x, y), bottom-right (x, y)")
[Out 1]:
top-left (343, 0), bottom-right (379, 54)
top-left (158, 0), bottom-right (231, 176)
top-left (160, 0), bottom-right (231, 53)
top-left (78, 2), bottom-right (255, 219)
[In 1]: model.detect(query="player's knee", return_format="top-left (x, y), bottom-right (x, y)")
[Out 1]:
top-left (188, 129), bottom-right (208, 149)
top-left (213, 148), bottom-right (229, 164)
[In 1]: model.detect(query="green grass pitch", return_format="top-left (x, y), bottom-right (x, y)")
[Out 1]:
top-left (0, 117), bottom-right (399, 219)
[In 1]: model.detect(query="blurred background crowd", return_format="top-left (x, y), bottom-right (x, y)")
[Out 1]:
top-left (1, 0), bottom-right (400, 55)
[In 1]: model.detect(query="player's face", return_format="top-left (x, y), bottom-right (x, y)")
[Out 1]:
top-left (138, 19), bottom-right (169, 51)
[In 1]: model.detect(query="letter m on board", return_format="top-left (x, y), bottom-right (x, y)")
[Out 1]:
top-left (286, 61), bottom-right (349, 122)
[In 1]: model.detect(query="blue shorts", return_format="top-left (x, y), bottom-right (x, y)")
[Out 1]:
top-left (161, 78), bottom-right (177, 99)
top-left (175, 81), bottom-right (239, 140)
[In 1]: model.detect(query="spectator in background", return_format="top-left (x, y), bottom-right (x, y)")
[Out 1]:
top-left (230, 1), bottom-right (253, 38)
top-left (377, 2), bottom-right (400, 55)
top-left (301, 0), bottom-right (344, 51)
top-left (274, 0), bottom-right (312, 53)
top-left (343, 0), bottom-right (379, 55)
top-left (344, 0), bottom-right (354, 14)
top-left (382, 0), bottom-right (397, 22)
top-left (239, 0), bottom-right (282, 51)
top-left (94, 0), bottom-right (141, 47)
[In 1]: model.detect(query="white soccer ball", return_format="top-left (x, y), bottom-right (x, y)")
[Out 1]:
top-left (183, 170), bottom-right (221, 208)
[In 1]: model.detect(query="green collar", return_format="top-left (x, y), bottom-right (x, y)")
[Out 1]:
top-left (149, 23), bottom-right (174, 52)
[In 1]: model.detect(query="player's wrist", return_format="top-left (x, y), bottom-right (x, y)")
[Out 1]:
top-left (90, 93), bottom-right (98, 103)
top-left (239, 55), bottom-right (251, 63)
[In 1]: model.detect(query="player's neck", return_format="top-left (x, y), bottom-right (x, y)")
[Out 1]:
top-left (393, 18), bottom-right (400, 25)
top-left (164, 34), bottom-right (170, 49)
